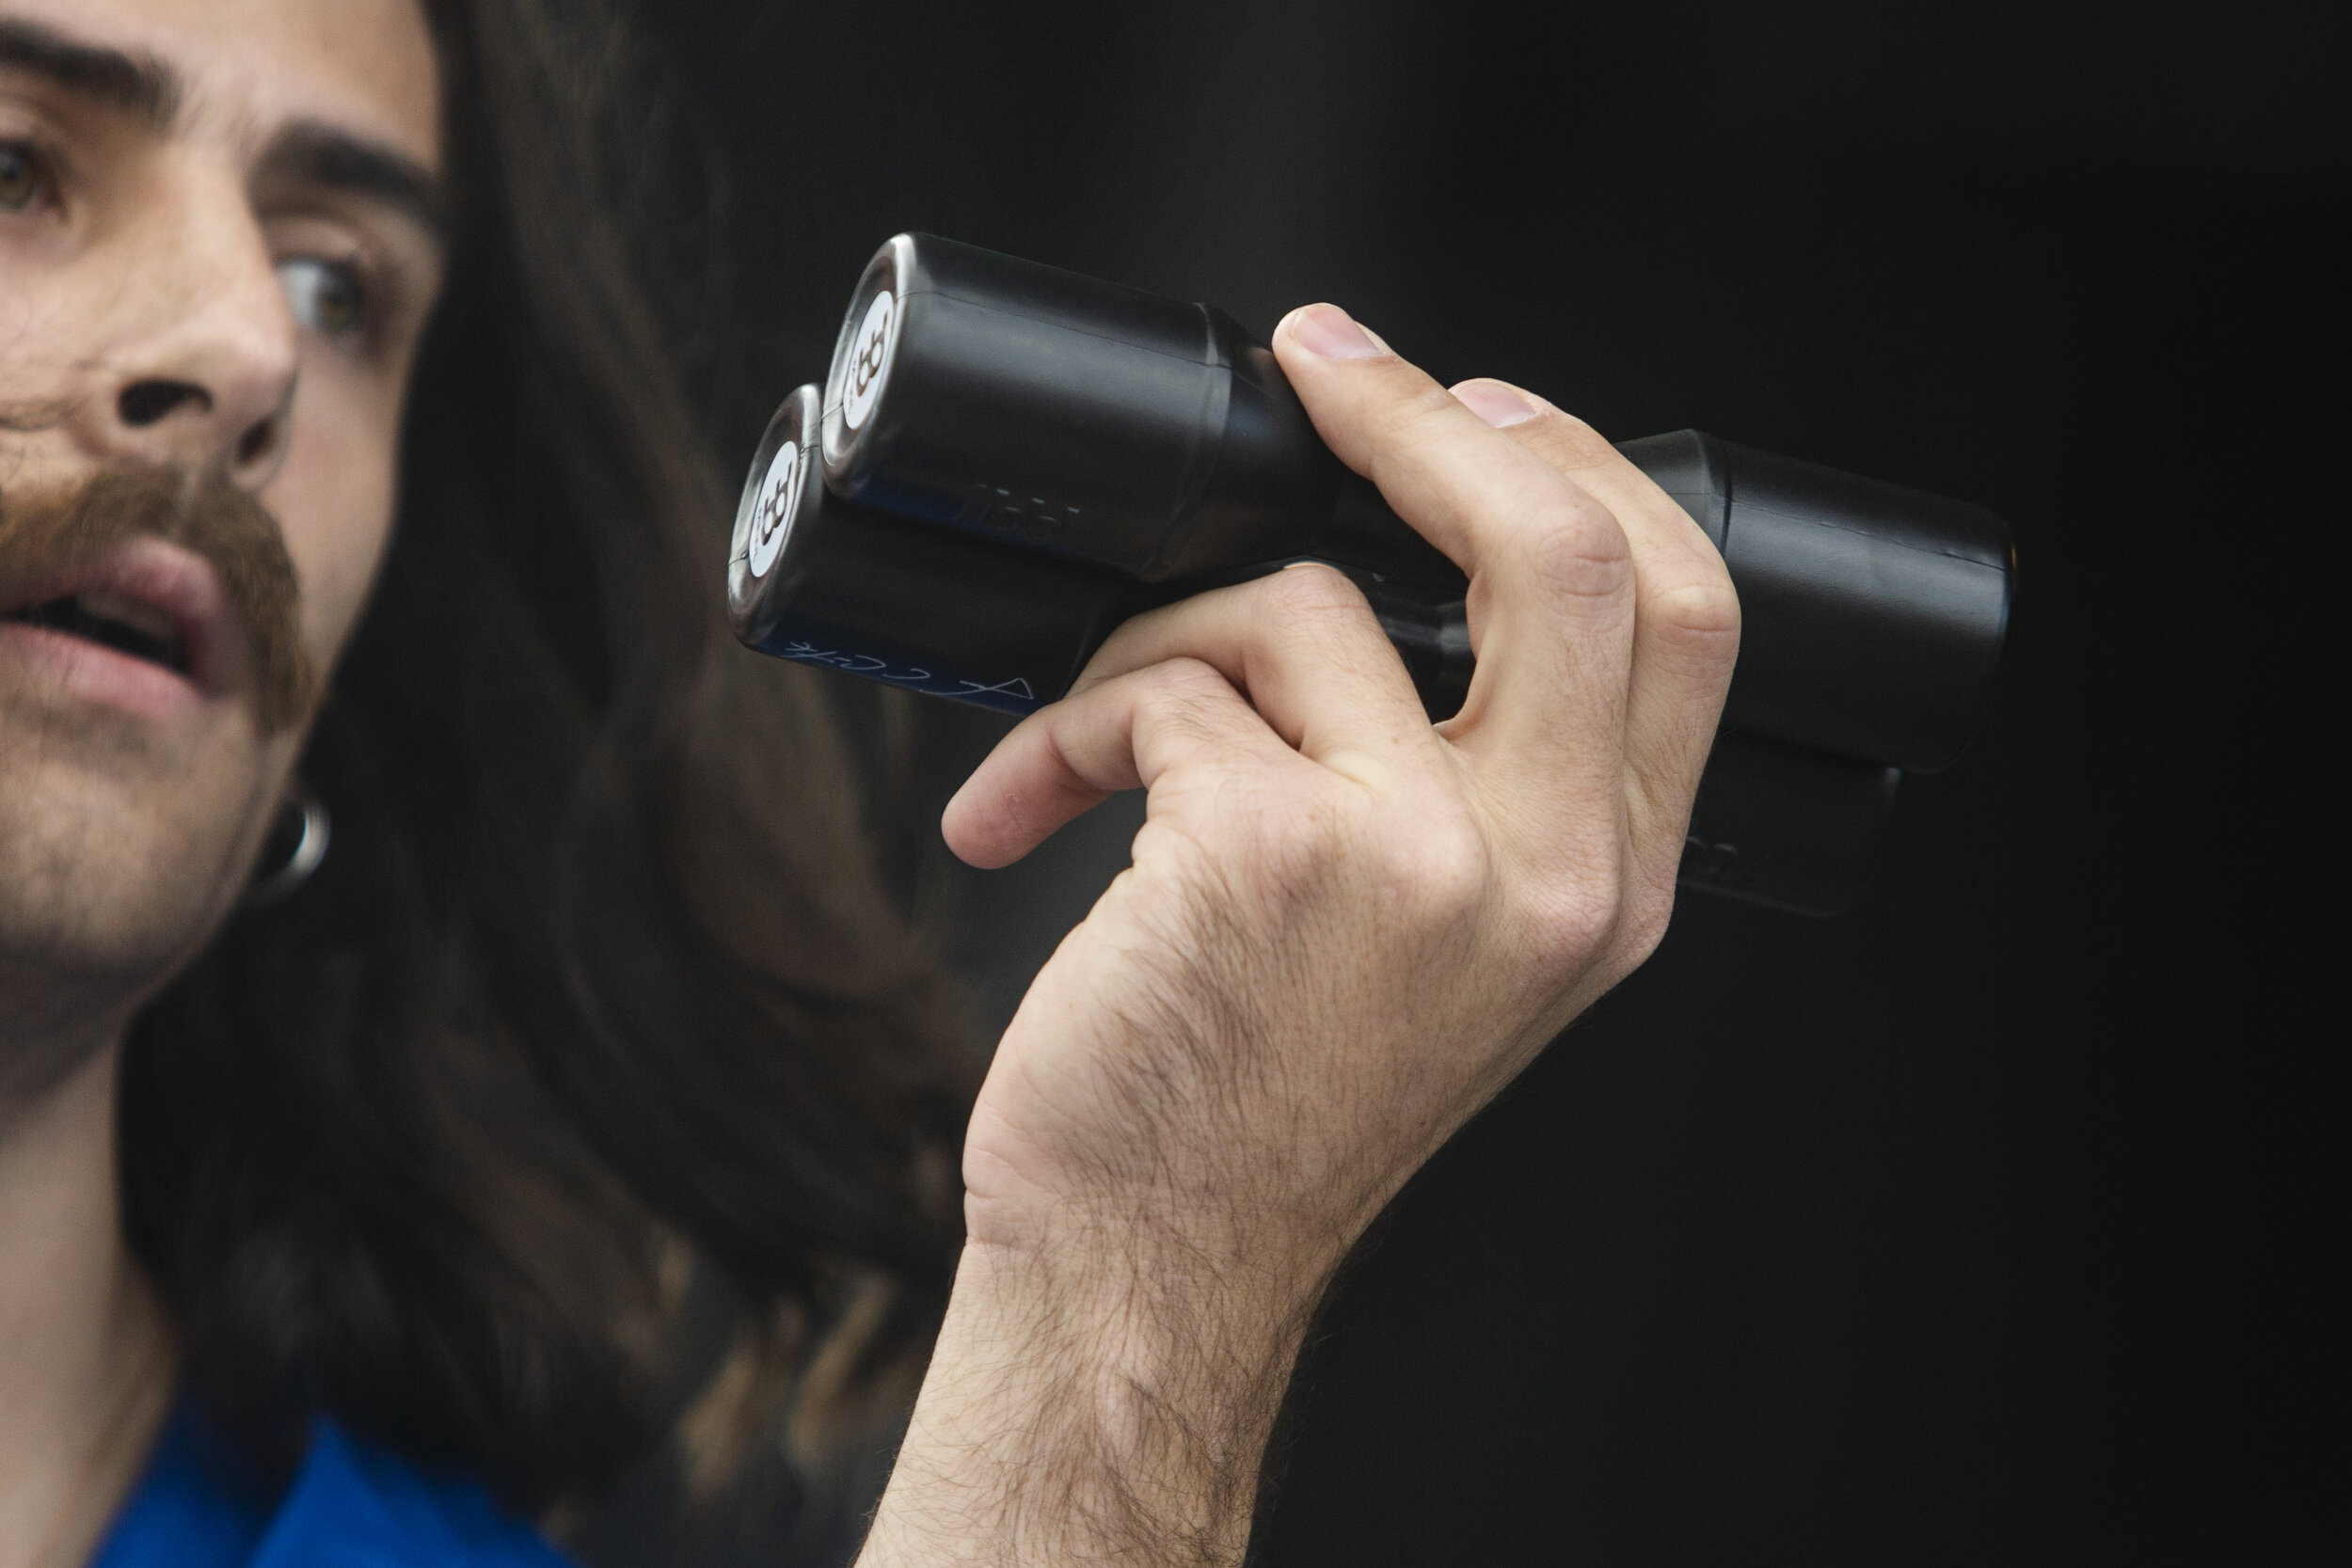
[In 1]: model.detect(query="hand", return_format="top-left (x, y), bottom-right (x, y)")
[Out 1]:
top-left (859, 305), bottom-right (1740, 1567)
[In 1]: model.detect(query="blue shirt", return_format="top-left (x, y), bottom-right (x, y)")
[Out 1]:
top-left (92, 1402), bottom-right (571, 1568)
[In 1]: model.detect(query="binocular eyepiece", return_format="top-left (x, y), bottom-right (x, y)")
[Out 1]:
top-left (730, 234), bottom-right (2015, 915)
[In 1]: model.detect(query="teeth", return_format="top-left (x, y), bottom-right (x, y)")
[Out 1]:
top-left (74, 591), bottom-right (178, 646)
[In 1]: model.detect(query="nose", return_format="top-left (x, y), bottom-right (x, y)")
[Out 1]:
top-left (76, 167), bottom-right (300, 489)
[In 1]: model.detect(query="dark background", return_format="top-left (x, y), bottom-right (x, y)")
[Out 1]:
top-left (623, 1), bottom-right (2339, 1560)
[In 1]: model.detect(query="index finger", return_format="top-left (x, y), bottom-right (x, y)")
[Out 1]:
top-left (1271, 305), bottom-right (1639, 813)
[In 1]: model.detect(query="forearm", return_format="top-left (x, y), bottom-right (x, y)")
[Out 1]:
top-left (857, 1231), bottom-right (1334, 1568)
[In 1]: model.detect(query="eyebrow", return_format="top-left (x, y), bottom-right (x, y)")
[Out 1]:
top-left (256, 120), bottom-right (449, 244)
top-left (0, 15), bottom-right (447, 247)
top-left (0, 17), bottom-right (180, 125)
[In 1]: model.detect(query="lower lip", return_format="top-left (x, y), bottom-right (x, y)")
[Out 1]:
top-left (0, 620), bottom-right (206, 722)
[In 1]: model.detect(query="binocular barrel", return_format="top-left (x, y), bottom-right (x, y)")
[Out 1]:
top-left (806, 233), bottom-right (2011, 771)
top-left (729, 234), bottom-right (2018, 912)
top-left (731, 382), bottom-right (1134, 714)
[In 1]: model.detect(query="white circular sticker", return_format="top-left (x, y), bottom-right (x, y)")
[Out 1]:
top-left (745, 439), bottom-right (801, 578)
top-left (841, 289), bottom-right (898, 432)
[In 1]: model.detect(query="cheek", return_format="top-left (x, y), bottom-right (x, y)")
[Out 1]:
top-left (262, 391), bottom-right (400, 667)
top-left (0, 256), bottom-right (78, 410)
top-left (0, 293), bottom-right (31, 368)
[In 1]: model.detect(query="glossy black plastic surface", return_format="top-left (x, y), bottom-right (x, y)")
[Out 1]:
top-left (732, 386), bottom-right (1132, 713)
top-left (1677, 735), bottom-right (1902, 918)
top-left (1618, 431), bottom-right (2012, 773)
top-left (821, 234), bottom-right (2011, 772)
top-left (733, 236), bottom-right (2021, 913)
top-left (731, 388), bottom-right (1913, 915)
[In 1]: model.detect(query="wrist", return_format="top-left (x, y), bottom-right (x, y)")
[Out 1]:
top-left (858, 1233), bottom-right (1334, 1567)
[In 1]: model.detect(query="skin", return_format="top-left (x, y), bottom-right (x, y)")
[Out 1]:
top-left (868, 325), bottom-right (1740, 1565)
top-left (0, 2), bottom-right (444, 1562)
top-left (0, 3), bottom-right (1739, 1565)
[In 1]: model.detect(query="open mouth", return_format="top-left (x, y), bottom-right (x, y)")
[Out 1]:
top-left (3, 590), bottom-right (193, 675)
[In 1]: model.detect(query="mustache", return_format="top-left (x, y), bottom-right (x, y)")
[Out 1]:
top-left (0, 461), bottom-right (317, 733)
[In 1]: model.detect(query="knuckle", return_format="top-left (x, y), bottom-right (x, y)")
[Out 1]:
top-left (1385, 816), bottom-right (1492, 924)
top-left (1256, 796), bottom-right (1494, 932)
top-left (1552, 893), bottom-right (1623, 963)
top-left (1522, 850), bottom-right (1630, 965)
top-left (1647, 577), bottom-right (1743, 669)
top-left (1511, 497), bottom-right (1634, 603)
top-left (1532, 405), bottom-right (1621, 472)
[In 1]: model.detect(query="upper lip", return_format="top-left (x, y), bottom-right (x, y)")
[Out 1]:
top-left (0, 538), bottom-right (240, 698)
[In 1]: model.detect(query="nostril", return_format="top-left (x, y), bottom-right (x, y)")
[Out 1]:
top-left (119, 379), bottom-right (214, 428)
top-left (235, 417), bottom-right (278, 469)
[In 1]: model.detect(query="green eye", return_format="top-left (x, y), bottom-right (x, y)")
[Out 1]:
top-left (0, 143), bottom-right (42, 212)
top-left (276, 257), bottom-right (368, 340)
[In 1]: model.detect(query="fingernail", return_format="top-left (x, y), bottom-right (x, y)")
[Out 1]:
top-left (1289, 303), bottom-right (1386, 359)
top-left (1454, 380), bottom-right (1539, 428)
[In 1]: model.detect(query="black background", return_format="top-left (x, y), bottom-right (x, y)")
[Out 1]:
top-left (626, 2), bottom-right (2339, 1560)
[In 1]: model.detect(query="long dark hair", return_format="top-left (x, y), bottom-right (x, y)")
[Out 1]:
top-left (119, 0), bottom-right (976, 1525)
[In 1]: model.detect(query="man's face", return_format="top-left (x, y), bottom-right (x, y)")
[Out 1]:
top-left (0, 0), bottom-right (443, 1056)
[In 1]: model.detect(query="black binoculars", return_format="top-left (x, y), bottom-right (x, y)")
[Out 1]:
top-left (728, 234), bottom-right (2013, 915)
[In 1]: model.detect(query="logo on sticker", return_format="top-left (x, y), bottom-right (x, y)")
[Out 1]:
top-left (842, 289), bottom-right (898, 432)
top-left (747, 439), bottom-right (802, 578)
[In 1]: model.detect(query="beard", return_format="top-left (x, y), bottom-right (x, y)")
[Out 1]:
top-left (0, 463), bottom-right (317, 1103)
top-left (0, 460), bottom-right (317, 734)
